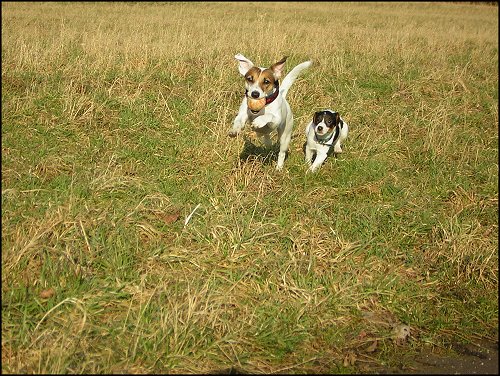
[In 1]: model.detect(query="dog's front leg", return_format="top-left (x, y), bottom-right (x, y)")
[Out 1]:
top-left (333, 142), bottom-right (343, 154)
top-left (229, 100), bottom-right (248, 137)
top-left (308, 151), bottom-right (328, 173)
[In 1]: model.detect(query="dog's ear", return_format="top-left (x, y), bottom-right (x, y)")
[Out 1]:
top-left (313, 111), bottom-right (322, 124)
top-left (235, 54), bottom-right (254, 76)
top-left (334, 112), bottom-right (341, 125)
top-left (335, 112), bottom-right (342, 126)
top-left (270, 56), bottom-right (287, 78)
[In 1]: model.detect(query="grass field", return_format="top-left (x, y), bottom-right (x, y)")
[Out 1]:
top-left (2, 1), bottom-right (498, 373)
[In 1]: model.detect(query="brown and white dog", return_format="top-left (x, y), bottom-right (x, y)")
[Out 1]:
top-left (228, 54), bottom-right (312, 170)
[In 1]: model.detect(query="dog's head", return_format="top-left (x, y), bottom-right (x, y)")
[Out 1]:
top-left (234, 54), bottom-right (286, 100)
top-left (312, 110), bottom-right (341, 137)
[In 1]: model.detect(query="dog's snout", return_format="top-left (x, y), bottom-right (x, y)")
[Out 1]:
top-left (251, 91), bottom-right (260, 99)
top-left (317, 125), bottom-right (323, 132)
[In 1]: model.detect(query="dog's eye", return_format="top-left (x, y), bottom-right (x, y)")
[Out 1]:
top-left (246, 76), bottom-right (253, 82)
top-left (263, 79), bottom-right (270, 85)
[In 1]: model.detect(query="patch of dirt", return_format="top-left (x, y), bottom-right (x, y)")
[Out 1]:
top-left (208, 340), bottom-right (499, 375)
top-left (407, 340), bottom-right (498, 375)
top-left (375, 339), bottom-right (499, 374)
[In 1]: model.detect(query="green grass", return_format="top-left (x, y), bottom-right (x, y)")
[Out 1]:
top-left (2, 1), bottom-right (498, 374)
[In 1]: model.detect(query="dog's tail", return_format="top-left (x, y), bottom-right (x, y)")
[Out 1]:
top-left (280, 60), bottom-right (312, 99)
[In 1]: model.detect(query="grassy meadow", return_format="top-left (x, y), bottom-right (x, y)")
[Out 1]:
top-left (2, 1), bottom-right (498, 373)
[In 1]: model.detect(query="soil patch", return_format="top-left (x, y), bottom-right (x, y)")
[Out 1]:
top-left (374, 339), bottom-right (499, 374)
top-left (407, 340), bottom-right (498, 375)
top-left (209, 340), bottom-right (498, 374)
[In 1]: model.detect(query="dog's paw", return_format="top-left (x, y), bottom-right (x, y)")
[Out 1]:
top-left (228, 130), bottom-right (239, 138)
top-left (252, 117), bottom-right (269, 129)
top-left (307, 165), bottom-right (319, 174)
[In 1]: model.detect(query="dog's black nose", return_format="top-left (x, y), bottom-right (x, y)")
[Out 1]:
top-left (251, 91), bottom-right (260, 99)
top-left (317, 126), bottom-right (323, 132)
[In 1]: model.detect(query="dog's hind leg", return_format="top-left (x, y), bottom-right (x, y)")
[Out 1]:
top-left (276, 128), bottom-right (292, 170)
top-left (275, 113), bottom-right (294, 170)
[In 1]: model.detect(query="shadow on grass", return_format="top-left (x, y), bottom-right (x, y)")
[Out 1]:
top-left (208, 366), bottom-right (248, 374)
top-left (239, 137), bottom-right (287, 165)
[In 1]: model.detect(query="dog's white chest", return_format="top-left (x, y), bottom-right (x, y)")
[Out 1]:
top-left (306, 123), bottom-right (331, 152)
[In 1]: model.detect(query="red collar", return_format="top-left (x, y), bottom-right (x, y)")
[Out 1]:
top-left (265, 83), bottom-right (279, 105)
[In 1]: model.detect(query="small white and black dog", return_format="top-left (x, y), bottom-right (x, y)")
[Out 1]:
top-left (229, 54), bottom-right (312, 170)
top-left (304, 109), bottom-right (349, 173)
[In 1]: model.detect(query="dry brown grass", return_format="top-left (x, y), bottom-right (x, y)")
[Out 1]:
top-left (2, 1), bottom-right (498, 374)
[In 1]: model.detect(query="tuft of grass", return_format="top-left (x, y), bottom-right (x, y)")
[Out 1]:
top-left (2, 1), bottom-right (498, 374)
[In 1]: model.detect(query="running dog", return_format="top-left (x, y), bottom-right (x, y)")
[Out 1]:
top-left (229, 54), bottom-right (312, 170)
top-left (304, 109), bottom-right (349, 173)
